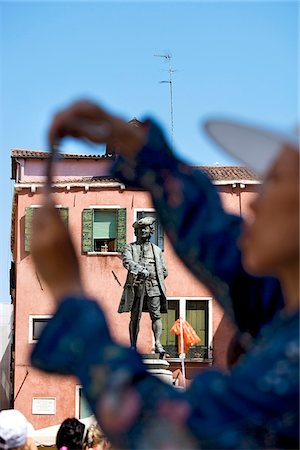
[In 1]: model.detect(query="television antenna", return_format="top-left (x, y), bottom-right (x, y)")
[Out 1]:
top-left (154, 53), bottom-right (176, 149)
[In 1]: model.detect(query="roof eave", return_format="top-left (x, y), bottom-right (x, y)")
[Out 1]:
top-left (213, 179), bottom-right (261, 185)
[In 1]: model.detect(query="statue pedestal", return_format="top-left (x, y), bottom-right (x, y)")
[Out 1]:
top-left (142, 353), bottom-right (173, 385)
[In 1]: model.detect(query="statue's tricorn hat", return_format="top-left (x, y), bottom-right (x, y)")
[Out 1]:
top-left (133, 216), bottom-right (156, 229)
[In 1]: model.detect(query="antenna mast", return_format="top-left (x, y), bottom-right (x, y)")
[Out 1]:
top-left (154, 53), bottom-right (176, 149)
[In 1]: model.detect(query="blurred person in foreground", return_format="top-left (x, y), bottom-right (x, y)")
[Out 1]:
top-left (56, 418), bottom-right (85, 450)
top-left (0, 409), bottom-right (36, 450)
top-left (30, 100), bottom-right (298, 449)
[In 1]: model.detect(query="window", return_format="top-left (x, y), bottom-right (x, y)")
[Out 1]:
top-left (25, 206), bottom-right (68, 252)
top-left (82, 208), bottom-right (126, 253)
top-left (76, 386), bottom-right (92, 419)
top-left (161, 298), bottom-right (211, 359)
top-left (136, 210), bottom-right (164, 250)
top-left (93, 210), bottom-right (117, 252)
top-left (29, 316), bottom-right (51, 342)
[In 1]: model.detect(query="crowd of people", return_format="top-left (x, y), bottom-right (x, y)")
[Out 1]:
top-left (0, 410), bottom-right (111, 450)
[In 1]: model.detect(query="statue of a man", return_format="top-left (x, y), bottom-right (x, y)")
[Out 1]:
top-left (118, 217), bottom-right (168, 355)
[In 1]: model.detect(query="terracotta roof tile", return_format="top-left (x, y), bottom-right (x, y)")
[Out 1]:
top-left (11, 149), bottom-right (260, 181)
top-left (20, 176), bottom-right (119, 184)
top-left (198, 165), bottom-right (259, 181)
top-left (11, 149), bottom-right (112, 159)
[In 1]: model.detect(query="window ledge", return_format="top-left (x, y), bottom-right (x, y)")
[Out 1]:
top-left (166, 358), bottom-right (213, 363)
top-left (87, 251), bottom-right (122, 256)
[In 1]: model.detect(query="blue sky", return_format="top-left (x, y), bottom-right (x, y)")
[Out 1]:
top-left (0, 1), bottom-right (298, 302)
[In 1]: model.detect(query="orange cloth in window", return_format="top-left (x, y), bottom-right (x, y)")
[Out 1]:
top-left (170, 319), bottom-right (201, 353)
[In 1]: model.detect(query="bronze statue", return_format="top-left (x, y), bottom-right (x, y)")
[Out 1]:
top-left (118, 217), bottom-right (168, 355)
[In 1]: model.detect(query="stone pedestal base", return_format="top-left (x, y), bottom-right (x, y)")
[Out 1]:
top-left (142, 353), bottom-right (173, 385)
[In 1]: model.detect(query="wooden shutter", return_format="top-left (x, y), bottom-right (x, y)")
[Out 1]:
top-left (82, 209), bottom-right (93, 252)
top-left (186, 301), bottom-right (206, 346)
top-left (161, 301), bottom-right (177, 346)
top-left (157, 219), bottom-right (165, 251)
top-left (59, 207), bottom-right (69, 226)
top-left (25, 207), bottom-right (69, 252)
top-left (116, 208), bottom-right (127, 253)
top-left (24, 207), bottom-right (34, 252)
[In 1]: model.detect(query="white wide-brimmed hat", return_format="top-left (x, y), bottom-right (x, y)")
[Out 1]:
top-left (0, 409), bottom-right (34, 450)
top-left (204, 118), bottom-right (299, 175)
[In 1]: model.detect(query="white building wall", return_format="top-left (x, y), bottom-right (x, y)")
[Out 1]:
top-left (0, 303), bottom-right (13, 409)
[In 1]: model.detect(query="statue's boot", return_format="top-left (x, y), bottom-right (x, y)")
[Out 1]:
top-left (129, 319), bottom-right (139, 350)
top-left (152, 318), bottom-right (165, 355)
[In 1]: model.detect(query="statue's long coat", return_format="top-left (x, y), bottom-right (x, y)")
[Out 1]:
top-left (118, 242), bottom-right (168, 313)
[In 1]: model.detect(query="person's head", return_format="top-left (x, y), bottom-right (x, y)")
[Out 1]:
top-left (83, 424), bottom-right (111, 450)
top-left (205, 119), bottom-right (299, 294)
top-left (56, 418), bottom-right (85, 450)
top-left (0, 409), bottom-right (36, 450)
top-left (133, 216), bottom-right (155, 242)
top-left (240, 144), bottom-right (299, 278)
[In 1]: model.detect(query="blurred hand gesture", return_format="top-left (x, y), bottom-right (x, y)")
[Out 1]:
top-left (31, 198), bottom-right (84, 303)
top-left (48, 100), bottom-right (147, 156)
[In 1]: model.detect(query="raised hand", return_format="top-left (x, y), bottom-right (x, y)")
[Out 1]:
top-left (48, 100), bottom-right (147, 157)
top-left (31, 197), bottom-right (84, 303)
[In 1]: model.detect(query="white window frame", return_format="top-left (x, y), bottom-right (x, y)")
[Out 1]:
top-left (75, 385), bottom-right (81, 419)
top-left (29, 205), bottom-right (63, 208)
top-left (28, 315), bottom-right (52, 344)
top-left (162, 297), bottom-right (213, 359)
top-left (75, 385), bottom-right (93, 420)
top-left (89, 205), bottom-right (121, 209)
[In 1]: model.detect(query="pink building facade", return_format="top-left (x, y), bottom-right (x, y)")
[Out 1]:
top-left (10, 149), bottom-right (259, 429)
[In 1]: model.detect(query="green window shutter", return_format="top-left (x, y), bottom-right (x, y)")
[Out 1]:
top-left (25, 207), bottom-right (68, 252)
top-left (161, 303), bottom-right (177, 346)
top-left (82, 209), bottom-right (93, 253)
top-left (157, 220), bottom-right (165, 251)
top-left (25, 207), bottom-right (34, 252)
top-left (186, 301), bottom-right (206, 347)
top-left (59, 207), bottom-right (69, 226)
top-left (93, 211), bottom-right (117, 239)
top-left (116, 208), bottom-right (127, 253)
